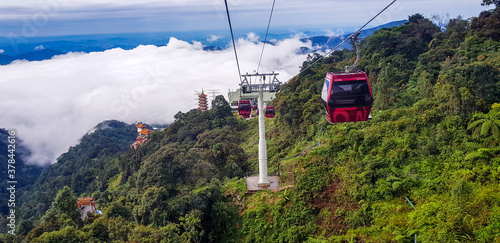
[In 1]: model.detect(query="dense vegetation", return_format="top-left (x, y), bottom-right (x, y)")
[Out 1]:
top-left (1, 5), bottom-right (500, 243)
top-left (0, 129), bottom-right (43, 234)
top-left (9, 121), bottom-right (137, 237)
top-left (3, 97), bottom-right (248, 242)
top-left (251, 9), bottom-right (500, 242)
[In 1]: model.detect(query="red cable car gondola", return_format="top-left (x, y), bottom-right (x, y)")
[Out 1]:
top-left (265, 106), bottom-right (275, 118)
top-left (238, 100), bottom-right (251, 118)
top-left (321, 71), bottom-right (374, 123)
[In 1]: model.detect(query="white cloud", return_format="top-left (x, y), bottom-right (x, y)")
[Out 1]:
top-left (34, 45), bottom-right (45, 50)
top-left (324, 29), bottom-right (344, 38)
top-left (245, 32), bottom-right (260, 43)
top-left (290, 32), bottom-right (308, 39)
top-left (0, 49), bottom-right (4, 54)
top-left (0, 36), bottom-right (315, 165)
top-left (207, 35), bottom-right (221, 42)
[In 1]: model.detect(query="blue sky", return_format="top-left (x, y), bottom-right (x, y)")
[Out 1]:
top-left (0, 0), bottom-right (490, 37)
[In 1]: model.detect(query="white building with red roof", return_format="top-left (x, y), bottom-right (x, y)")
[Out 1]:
top-left (131, 123), bottom-right (154, 149)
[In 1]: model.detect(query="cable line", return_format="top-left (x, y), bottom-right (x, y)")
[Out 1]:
top-left (224, 0), bottom-right (243, 82)
top-left (297, 0), bottom-right (397, 76)
top-left (256, 0), bottom-right (277, 74)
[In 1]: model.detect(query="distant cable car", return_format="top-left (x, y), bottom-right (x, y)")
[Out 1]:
top-left (238, 100), bottom-right (251, 118)
top-left (251, 101), bottom-right (258, 111)
top-left (321, 71), bottom-right (374, 123)
top-left (257, 106), bottom-right (275, 118)
top-left (265, 106), bottom-right (275, 118)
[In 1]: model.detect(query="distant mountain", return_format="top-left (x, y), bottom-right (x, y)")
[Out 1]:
top-left (0, 48), bottom-right (66, 65)
top-left (0, 54), bottom-right (15, 65)
top-left (204, 46), bottom-right (223, 51)
top-left (302, 20), bottom-right (408, 51)
top-left (14, 48), bottom-right (66, 62)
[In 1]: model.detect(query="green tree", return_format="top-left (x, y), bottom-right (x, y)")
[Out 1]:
top-left (470, 10), bottom-right (500, 40)
top-left (408, 13), bottom-right (425, 24)
top-left (468, 103), bottom-right (500, 140)
top-left (82, 217), bottom-right (109, 241)
top-left (42, 186), bottom-right (82, 225)
top-left (106, 216), bottom-right (132, 241)
top-left (106, 201), bottom-right (131, 219)
top-left (482, 0), bottom-right (500, 8)
top-left (180, 210), bottom-right (205, 243)
top-left (372, 65), bottom-right (399, 110)
top-left (211, 95), bottom-right (232, 118)
top-left (133, 187), bottom-right (170, 225)
top-left (128, 224), bottom-right (181, 243)
top-left (32, 226), bottom-right (89, 243)
top-left (26, 186), bottom-right (83, 241)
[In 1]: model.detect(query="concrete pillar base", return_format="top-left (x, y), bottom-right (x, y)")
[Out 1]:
top-left (258, 182), bottom-right (271, 188)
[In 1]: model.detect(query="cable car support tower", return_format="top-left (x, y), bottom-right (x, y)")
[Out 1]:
top-left (225, 0), bottom-right (398, 191)
top-left (224, 0), bottom-right (281, 190)
top-left (242, 72), bottom-right (281, 188)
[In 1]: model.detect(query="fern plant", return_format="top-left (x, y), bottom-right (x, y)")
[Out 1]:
top-left (467, 103), bottom-right (500, 141)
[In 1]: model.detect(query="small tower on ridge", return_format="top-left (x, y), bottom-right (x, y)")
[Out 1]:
top-left (198, 90), bottom-right (208, 111)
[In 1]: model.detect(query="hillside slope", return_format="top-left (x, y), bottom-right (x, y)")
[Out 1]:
top-left (0, 129), bottom-right (43, 234)
top-left (243, 11), bottom-right (500, 242)
top-left (14, 120), bottom-right (137, 234)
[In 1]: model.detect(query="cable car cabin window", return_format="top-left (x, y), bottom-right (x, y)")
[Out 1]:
top-left (265, 108), bottom-right (275, 114)
top-left (329, 80), bottom-right (373, 108)
top-left (238, 103), bottom-right (251, 111)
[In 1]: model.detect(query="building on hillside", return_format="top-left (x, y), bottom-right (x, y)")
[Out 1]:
top-left (77, 197), bottom-right (97, 220)
top-left (136, 123), bottom-right (147, 132)
top-left (131, 123), bottom-right (154, 149)
top-left (199, 91), bottom-right (208, 111)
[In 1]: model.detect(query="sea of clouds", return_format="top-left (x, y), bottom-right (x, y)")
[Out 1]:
top-left (0, 34), bottom-right (318, 165)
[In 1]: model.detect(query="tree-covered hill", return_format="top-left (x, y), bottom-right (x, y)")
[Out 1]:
top-left (0, 129), bottom-right (43, 234)
top-left (14, 120), bottom-right (138, 235)
top-left (2, 7), bottom-right (500, 243)
top-left (5, 97), bottom-right (247, 242)
top-left (246, 10), bottom-right (500, 242)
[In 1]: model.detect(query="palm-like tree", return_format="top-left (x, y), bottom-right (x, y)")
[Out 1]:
top-left (467, 103), bottom-right (500, 140)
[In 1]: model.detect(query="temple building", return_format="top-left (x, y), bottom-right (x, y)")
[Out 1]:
top-left (131, 123), bottom-right (154, 149)
top-left (77, 197), bottom-right (97, 220)
top-left (199, 91), bottom-right (208, 111)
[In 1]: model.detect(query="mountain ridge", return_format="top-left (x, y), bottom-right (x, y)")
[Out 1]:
top-left (0, 20), bottom-right (407, 65)
top-left (0, 48), bottom-right (66, 65)
top-left (302, 20), bottom-right (409, 50)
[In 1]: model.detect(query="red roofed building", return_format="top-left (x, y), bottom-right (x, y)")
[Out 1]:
top-left (77, 197), bottom-right (97, 220)
top-left (132, 123), bottom-right (154, 149)
top-left (139, 129), bottom-right (154, 135)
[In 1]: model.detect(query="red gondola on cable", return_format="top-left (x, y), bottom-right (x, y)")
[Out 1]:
top-left (321, 71), bottom-right (374, 123)
top-left (257, 106), bottom-right (275, 118)
top-left (238, 100), bottom-right (251, 118)
top-left (265, 106), bottom-right (275, 118)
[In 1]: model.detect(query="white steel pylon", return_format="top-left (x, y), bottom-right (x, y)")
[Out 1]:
top-left (257, 90), bottom-right (270, 187)
top-left (239, 72), bottom-right (280, 189)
